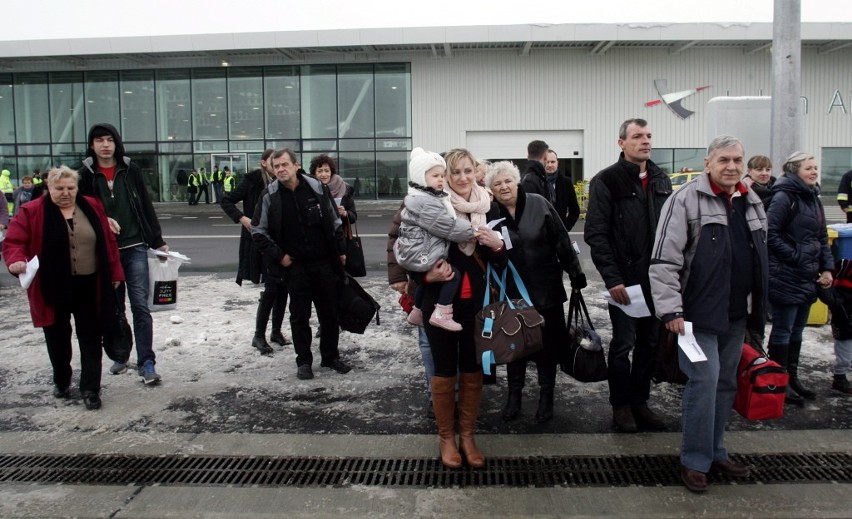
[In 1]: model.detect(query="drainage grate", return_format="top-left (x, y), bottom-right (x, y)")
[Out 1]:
top-left (0, 453), bottom-right (849, 488)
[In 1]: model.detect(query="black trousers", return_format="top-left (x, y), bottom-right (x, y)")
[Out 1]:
top-left (422, 283), bottom-right (479, 377)
top-left (606, 305), bottom-right (658, 408)
top-left (42, 274), bottom-right (103, 393)
top-left (286, 261), bottom-right (340, 367)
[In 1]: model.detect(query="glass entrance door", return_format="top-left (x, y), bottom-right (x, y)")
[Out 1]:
top-left (210, 153), bottom-right (248, 202)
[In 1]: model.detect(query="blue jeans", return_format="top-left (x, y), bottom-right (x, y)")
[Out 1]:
top-left (680, 318), bottom-right (745, 472)
top-left (834, 339), bottom-right (852, 376)
top-left (768, 302), bottom-right (811, 345)
top-left (418, 325), bottom-right (434, 396)
top-left (116, 245), bottom-right (156, 366)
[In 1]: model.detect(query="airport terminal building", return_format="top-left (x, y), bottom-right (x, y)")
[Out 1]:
top-left (0, 21), bottom-right (850, 200)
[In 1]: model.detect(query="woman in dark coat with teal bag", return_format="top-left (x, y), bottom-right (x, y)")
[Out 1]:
top-left (766, 151), bottom-right (834, 405)
top-left (485, 161), bottom-right (587, 424)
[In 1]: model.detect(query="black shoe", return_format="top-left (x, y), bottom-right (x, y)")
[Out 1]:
top-left (784, 387), bottom-right (805, 406)
top-left (251, 335), bottom-right (274, 355)
top-left (502, 390), bottom-right (522, 422)
top-left (789, 377), bottom-right (816, 400)
top-left (296, 364), bottom-right (314, 380)
top-left (832, 375), bottom-right (852, 395)
top-left (534, 389), bottom-right (554, 424)
top-left (613, 406), bottom-right (638, 433)
top-left (269, 331), bottom-right (292, 346)
top-left (320, 358), bottom-right (352, 374)
top-left (82, 391), bottom-right (101, 410)
top-left (53, 385), bottom-right (70, 399)
top-left (632, 405), bottom-right (667, 431)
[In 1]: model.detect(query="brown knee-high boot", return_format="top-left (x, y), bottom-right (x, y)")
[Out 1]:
top-left (458, 372), bottom-right (485, 468)
top-left (431, 376), bottom-right (461, 469)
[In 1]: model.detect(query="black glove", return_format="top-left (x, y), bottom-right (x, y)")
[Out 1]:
top-left (571, 273), bottom-right (587, 290)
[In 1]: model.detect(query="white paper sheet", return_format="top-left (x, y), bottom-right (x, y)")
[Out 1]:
top-left (19, 256), bottom-right (39, 289)
top-left (602, 284), bottom-right (651, 318)
top-left (678, 321), bottom-right (708, 363)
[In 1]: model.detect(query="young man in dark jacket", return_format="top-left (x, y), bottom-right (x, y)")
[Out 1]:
top-left (252, 148), bottom-right (349, 381)
top-left (78, 123), bottom-right (166, 384)
top-left (584, 118), bottom-right (672, 433)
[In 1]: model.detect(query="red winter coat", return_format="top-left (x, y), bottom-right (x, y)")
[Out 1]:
top-left (2, 195), bottom-right (124, 327)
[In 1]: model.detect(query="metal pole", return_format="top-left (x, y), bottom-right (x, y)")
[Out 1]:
top-left (771, 0), bottom-right (802, 172)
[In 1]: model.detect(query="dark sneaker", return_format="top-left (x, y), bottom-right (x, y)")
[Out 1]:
top-left (269, 331), bottom-right (292, 346)
top-left (613, 406), bottom-right (638, 433)
top-left (711, 459), bottom-right (751, 478)
top-left (138, 360), bottom-right (162, 385)
top-left (297, 364), bottom-right (314, 380)
top-left (832, 375), bottom-right (852, 395)
top-left (632, 405), bottom-right (666, 431)
top-left (251, 335), bottom-right (274, 355)
top-left (82, 391), bottom-right (102, 410)
top-left (109, 362), bottom-right (128, 375)
top-left (53, 385), bottom-right (71, 399)
top-left (681, 466), bottom-right (708, 493)
top-left (320, 358), bottom-right (352, 374)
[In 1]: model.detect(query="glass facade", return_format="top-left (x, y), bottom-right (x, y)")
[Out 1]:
top-left (0, 64), bottom-right (412, 201)
top-left (821, 148), bottom-right (852, 196)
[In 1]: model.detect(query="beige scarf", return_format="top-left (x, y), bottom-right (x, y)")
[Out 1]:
top-left (449, 184), bottom-right (491, 256)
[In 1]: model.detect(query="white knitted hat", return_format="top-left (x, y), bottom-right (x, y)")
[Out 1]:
top-left (408, 147), bottom-right (446, 188)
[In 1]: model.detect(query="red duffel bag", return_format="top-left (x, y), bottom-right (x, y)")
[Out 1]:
top-left (734, 343), bottom-right (789, 420)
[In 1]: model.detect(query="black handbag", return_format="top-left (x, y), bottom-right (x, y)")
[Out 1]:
top-left (103, 306), bottom-right (133, 364)
top-left (337, 272), bottom-right (380, 334)
top-left (560, 289), bottom-right (608, 382)
top-left (343, 220), bottom-right (367, 278)
top-left (474, 261), bottom-right (545, 375)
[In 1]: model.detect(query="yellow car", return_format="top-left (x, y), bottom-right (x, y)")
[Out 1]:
top-left (669, 170), bottom-right (702, 190)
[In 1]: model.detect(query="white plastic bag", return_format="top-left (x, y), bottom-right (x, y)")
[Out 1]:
top-left (147, 249), bottom-right (191, 312)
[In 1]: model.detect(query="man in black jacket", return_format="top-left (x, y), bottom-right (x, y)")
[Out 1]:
top-left (520, 140), bottom-right (553, 206)
top-left (252, 149), bottom-right (350, 380)
top-left (837, 169), bottom-right (852, 223)
top-left (544, 149), bottom-right (581, 231)
top-left (584, 118), bottom-right (672, 432)
top-left (78, 123), bottom-right (166, 385)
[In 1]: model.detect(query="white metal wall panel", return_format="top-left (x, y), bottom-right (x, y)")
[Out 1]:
top-left (465, 130), bottom-right (583, 161)
top-left (410, 47), bottom-right (852, 180)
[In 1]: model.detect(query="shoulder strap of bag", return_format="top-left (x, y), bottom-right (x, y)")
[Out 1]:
top-left (342, 218), bottom-right (353, 240)
top-left (575, 290), bottom-right (595, 330)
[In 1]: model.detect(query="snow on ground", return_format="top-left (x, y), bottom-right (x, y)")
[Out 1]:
top-left (0, 270), bottom-right (848, 437)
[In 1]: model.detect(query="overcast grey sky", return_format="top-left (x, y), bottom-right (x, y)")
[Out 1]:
top-left (3, 0), bottom-right (849, 41)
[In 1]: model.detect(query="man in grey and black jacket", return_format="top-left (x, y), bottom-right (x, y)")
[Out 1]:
top-left (650, 135), bottom-right (767, 493)
top-left (584, 118), bottom-right (672, 433)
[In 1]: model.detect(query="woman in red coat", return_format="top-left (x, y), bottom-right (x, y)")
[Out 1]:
top-left (3, 166), bottom-right (124, 410)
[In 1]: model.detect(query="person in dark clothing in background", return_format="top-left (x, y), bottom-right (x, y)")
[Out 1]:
top-left (252, 148), bottom-right (350, 381)
top-left (221, 149), bottom-right (290, 355)
top-left (544, 148), bottom-right (581, 231)
top-left (837, 169), bottom-right (852, 223)
top-left (519, 140), bottom-right (552, 206)
top-left (584, 118), bottom-right (672, 433)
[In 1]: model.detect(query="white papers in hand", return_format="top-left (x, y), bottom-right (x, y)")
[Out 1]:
top-left (486, 218), bottom-right (505, 229)
top-left (20, 256), bottom-right (39, 289)
top-left (678, 321), bottom-right (707, 363)
top-left (602, 284), bottom-right (651, 318)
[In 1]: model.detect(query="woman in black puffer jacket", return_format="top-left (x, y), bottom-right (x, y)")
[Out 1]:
top-left (767, 151), bottom-right (834, 405)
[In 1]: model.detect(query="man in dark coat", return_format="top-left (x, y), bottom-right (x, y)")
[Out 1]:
top-left (544, 149), bottom-right (581, 231)
top-left (836, 169), bottom-right (852, 223)
top-left (584, 118), bottom-right (672, 433)
top-left (221, 149), bottom-right (290, 354)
